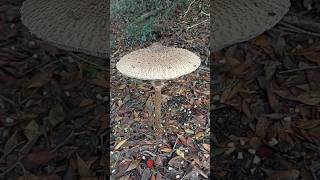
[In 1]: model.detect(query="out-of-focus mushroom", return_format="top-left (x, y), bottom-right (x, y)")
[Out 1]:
top-left (20, 0), bottom-right (108, 57)
top-left (116, 43), bottom-right (201, 135)
top-left (211, 0), bottom-right (291, 51)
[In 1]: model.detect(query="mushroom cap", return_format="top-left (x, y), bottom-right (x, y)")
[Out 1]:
top-left (211, 0), bottom-right (290, 51)
top-left (116, 43), bottom-right (201, 80)
top-left (20, 0), bottom-right (108, 58)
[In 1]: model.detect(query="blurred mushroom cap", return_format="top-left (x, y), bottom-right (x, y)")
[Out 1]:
top-left (20, 0), bottom-right (108, 57)
top-left (211, 0), bottom-right (291, 51)
top-left (116, 43), bottom-right (201, 80)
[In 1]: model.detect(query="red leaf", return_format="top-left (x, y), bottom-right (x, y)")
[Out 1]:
top-left (146, 159), bottom-right (154, 169)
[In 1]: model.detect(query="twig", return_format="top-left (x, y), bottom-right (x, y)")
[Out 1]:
top-left (197, 66), bottom-right (210, 72)
top-left (50, 131), bottom-right (87, 153)
top-left (111, 48), bottom-right (120, 57)
top-left (283, 15), bottom-right (320, 32)
top-left (278, 21), bottom-right (320, 37)
top-left (142, 150), bottom-right (157, 157)
top-left (0, 141), bottom-right (26, 162)
top-left (169, 135), bottom-right (181, 157)
top-left (69, 53), bottom-right (108, 71)
top-left (0, 161), bottom-right (19, 177)
top-left (200, 11), bottom-right (209, 17)
top-left (0, 94), bottom-right (16, 106)
top-left (0, 131), bottom-right (42, 177)
top-left (187, 19), bottom-right (209, 30)
top-left (0, 48), bottom-right (29, 59)
top-left (279, 66), bottom-right (320, 74)
top-left (183, 0), bottom-right (196, 18)
top-left (132, 8), bottom-right (163, 24)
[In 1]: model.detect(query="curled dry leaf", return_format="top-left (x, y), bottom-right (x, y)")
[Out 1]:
top-left (203, 144), bottom-right (210, 152)
top-left (126, 159), bottom-right (140, 172)
top-left (194, 131), bottom-right (204, 140)
top-left (27, 71), bottom-right (52, 88)
top-left (79, 98), bottom-right (95, 107)
top-left (176, 149), bottom-right (185, 158)
top-left (114, 138), bottom-right (128, 150)
top-left (160, 147), bottom-right (173, 153)
top-left (186, 137), bottom-right (195, 149)
top-left (24, 120), bottom-right (40, 140)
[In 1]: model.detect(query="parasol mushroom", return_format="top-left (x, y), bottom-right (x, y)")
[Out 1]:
top-left (20, 0), bottom-right (108, 57)
top-left (211, 0), bottom-right (291, 51)
top-left (116, 43), bottom-right (201, 135)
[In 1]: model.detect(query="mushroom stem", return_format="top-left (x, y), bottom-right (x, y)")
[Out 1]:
top-left (153, 80), bottom-right (162, 135)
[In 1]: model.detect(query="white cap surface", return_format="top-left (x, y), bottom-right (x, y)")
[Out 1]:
top-left (211, 0), bottom-right (291, 51)
top-left (20, 0), bottom-right (108, 57)
top-left (116, 43), bottom-right (201, 80)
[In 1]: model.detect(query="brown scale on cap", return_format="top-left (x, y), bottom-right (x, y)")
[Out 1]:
top-left (116, 43), bottom-right (201, 80)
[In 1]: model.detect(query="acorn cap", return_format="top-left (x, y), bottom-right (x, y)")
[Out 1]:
top-left (20, 0), bottom-right (108, 57)
top-left (211, 0), bottom-right (290, 51)
top-left (116, 43), bottom-right (201, 80)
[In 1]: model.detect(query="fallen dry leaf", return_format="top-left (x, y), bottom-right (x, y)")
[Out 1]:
top-left (126, 159), bottom-right (140, 172)
top-left (114, 138), bottom-right (128, 150)
top-left (77, 154), bottom-right (92, 177)
top-left (266, 169), bottom-right (299, 180)
top-left (24, 120), bottom-right (40, 140)
top-left (176, 149), bottom-right (185, 158)
top-left (203, 144), bottom-right (210, 152)
top-left (26, 151), bottom-right (56, 165)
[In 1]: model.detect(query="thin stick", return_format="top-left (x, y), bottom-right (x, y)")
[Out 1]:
top-left (187, 19), bottom-right (209, 30)
top-left (69, 53), bottom-right (108, 71)
top-left (183, 0), bottom-right (196, 18)
top-left (50, 131), bottom-right (87, 153)
top-left (278, 22), bottom-right (320, 37)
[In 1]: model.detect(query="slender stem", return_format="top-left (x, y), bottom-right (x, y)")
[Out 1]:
top-left (153, 80), bottom-right (162, 136)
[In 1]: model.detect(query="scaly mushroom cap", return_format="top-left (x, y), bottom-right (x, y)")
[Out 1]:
top-left (211, 0), bottom-right (291, 51)
top-left (116, 43), bottom-right (201, 80)
top-left (20, 0), bottom-right (108, 57)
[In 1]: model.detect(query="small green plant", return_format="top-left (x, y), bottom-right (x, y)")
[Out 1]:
top-left (111, 0), bottom-right (191, 46)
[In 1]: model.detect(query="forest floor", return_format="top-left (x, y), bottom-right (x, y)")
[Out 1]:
top-left (110, 0), bottom-right (210, 179)
top-left (0, 0), bottom-right (319, 179)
